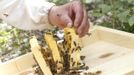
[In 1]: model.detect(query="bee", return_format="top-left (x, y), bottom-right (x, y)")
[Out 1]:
top-left (71, 48), bottom-right (75, 53)
top-left (67, 32), bottom-right (71, 35)
top-left (80, 56), bottom-right (86, 60)
top-left (69, 36), bottom-right (72, 41)
top-left (59, 61), bottom-right (62, 64)
top-left (56, 60), bottom-right (58, 64)
top-left (73, 41), bottom-right (77, 46)
top-left (72, 62), bottom-right (76, 67)
top-left (85, 66), bottom-right (89, 70)
top-left (70, 58), bottom-right (73, 62)
top-left (77, 46), bottom-right (82, 51)
top-left (77, 62), bottom-right (81, 65)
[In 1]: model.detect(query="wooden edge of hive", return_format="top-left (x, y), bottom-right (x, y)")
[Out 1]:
top-left (30, 36), bottom-right (53, 75)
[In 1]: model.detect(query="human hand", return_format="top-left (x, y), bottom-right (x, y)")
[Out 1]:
top-left (49, 0), bottom-right (90, 37)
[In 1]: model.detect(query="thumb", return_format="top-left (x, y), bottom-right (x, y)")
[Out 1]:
top-left (60, 14), bottom-right (73, 27)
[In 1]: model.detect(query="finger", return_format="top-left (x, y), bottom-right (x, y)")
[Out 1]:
top-left (81, 21), bottom-right (90, 37)
top-left (77, 9), bottom-right (88, 37)
top-left (82, 19), bottom-right (90, 37)
top-left (85, 21), bottom-right (90, 34)
top-left (60, 14), bottom-right (73, 28)
top-left (73, 1), bottom-right (84, 28)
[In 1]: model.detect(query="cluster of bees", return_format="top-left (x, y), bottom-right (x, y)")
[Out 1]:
top-left (30, 27), bottom-right (101, 75)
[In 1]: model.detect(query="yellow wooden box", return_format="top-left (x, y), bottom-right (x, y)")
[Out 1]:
top-left (0, 26), bottom-right (134, 75)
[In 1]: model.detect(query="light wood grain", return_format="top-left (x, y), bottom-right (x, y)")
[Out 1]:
top-left (81, 41), bottom-right (134, 75)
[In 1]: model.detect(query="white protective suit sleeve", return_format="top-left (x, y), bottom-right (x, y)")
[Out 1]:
top-left (0, 0), bottom-right (55, 30)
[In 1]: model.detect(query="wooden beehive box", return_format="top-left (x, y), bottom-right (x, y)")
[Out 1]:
top-left (0, 26), bottom-right (134, 75)
top-left (81, 26), bottom-right (134, 75)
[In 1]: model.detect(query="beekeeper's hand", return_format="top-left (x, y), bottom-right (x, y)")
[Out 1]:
top-left (49, 0), bottom-right (90, 37)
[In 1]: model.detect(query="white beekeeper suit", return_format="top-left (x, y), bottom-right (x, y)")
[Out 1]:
top-left (0, 0), bottom-right (55, 30)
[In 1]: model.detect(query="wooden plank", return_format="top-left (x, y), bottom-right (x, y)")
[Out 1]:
top-left (64, 27), bottom-right (81, 69)
top-left (15, 53), bottom-right (36, 72)
top-left (0, 53), bottom-right (36, 75)
top-left (44, 32), bottom-right (63, 73)
top-left (30, 36), bottom-right (52, 75)
top-left (0, 61), bottom-right (19, 75)
top-left (96, 26), bottom-right (134, 49)
top-left (82, 27), bottom-right (100, 47)
top-left (81, 41), bottom-right (134, 75)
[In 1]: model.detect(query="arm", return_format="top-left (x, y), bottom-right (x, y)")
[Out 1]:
top-left (0, 0), bottom-right (55, 30)
top-left (0, 0), bottom-right (90, 37)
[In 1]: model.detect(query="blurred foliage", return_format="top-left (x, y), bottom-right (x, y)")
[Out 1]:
top-left (48, 0), bottom-right (69, 5)
top-left (90, 0), bottom-right (134, 33)
top-left (0, 23), bottom-right (31, 62)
